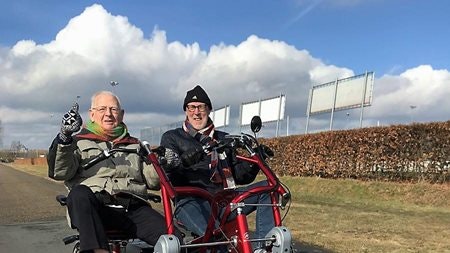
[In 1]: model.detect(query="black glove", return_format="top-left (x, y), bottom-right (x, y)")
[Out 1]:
top-left (59, 103), bottom-right (82, 143)
top-left (260, 144), bottom-right (274, 159)
top-left (181, 146), bottom-right (204, 167)
top-left (223, 146), bottom-right (238, 165)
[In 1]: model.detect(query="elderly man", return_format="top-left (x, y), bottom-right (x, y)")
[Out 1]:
top-left (160, 85), bottom-right (274, 250)
top-left (48, 90), bottom-right (182, 253)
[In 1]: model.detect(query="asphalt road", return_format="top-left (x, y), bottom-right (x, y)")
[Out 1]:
top-left (0, 163), bottom-right (74, 253)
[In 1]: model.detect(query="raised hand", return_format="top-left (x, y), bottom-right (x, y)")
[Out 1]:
top-left (59, 103), bottom-right (82, 142)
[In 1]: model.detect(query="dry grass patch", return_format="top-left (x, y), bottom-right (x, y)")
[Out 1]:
top-left (278, 176), bottom-right (450, 252)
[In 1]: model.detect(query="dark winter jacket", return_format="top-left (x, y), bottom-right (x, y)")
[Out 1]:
top-left (160, 128), bottom-right (259, 193)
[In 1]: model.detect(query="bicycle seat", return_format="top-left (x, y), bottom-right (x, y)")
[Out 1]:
top-left (113, 191), bottom-right (162, 204)
top-left (55, 192), bottom-right (161, 206)
top-left (62, 229), bottom-right (133, 245)
top-left (104, 229), bottom-right (134, 241)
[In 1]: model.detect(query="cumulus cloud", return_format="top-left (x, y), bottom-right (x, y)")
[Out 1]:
top-left (0, 3), bottom-right (449, 149)
top-left (367, 65), bottom-right (450, 124)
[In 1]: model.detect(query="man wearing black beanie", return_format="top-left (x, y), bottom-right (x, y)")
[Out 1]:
top-left (182, 85), bottom-right (212, 111)
top-left (160, 85), bottom-right (275, 251)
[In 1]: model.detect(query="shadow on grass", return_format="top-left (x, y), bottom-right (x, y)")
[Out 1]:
top-left (292, 238), bottom-right (334, 253)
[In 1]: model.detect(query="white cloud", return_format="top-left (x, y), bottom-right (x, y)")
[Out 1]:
top-left (367, 65), bottom-right (450, 123)
top-left (0, 4), bottom-right (449, 149)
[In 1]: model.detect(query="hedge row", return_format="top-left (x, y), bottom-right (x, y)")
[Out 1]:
top-left (260, 121), bottom-right (450, 183)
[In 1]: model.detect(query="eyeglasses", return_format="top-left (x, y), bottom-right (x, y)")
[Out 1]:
top-left (91, 106), bottom-right (121, 114)
top-left (186, 104), bottom-right (208, 112)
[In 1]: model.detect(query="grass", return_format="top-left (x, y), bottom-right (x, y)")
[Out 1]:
top-left (279, 176), bottom-right (450, 253)
top-left (7, 163), bottom-right (50, 178)
top-left (7, 163), bottom-right (450, 253)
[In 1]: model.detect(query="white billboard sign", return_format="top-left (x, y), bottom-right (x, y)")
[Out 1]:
top-left (211, 105), bottom-right (230, 128)
top-left (241, 101), bottom-right (260, 126)
top-left (240, 95), bottom-right (285, 126)
top-left (309, 72), bottom-right (374, 115)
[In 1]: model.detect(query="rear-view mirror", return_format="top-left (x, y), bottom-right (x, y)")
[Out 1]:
top-left (250, 116), bottom-right (262, 133)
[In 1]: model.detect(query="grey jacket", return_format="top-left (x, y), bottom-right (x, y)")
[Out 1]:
top-left (48, 130), bottom-right (159, 196)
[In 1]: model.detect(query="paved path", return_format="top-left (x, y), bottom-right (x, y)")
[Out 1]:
top-left (0, 163), bottom-right (67, 224)
top-left (0, 163), bottom-right (74, 252)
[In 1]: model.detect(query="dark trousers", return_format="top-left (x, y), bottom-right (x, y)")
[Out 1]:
top-left (67, 185), bottom-right (182, 252)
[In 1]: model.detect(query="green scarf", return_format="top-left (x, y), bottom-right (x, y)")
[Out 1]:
top-left (85, 121), bottom-right (128, 141)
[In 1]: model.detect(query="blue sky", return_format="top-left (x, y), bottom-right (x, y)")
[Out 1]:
top-left (2, 0), bottom-right (448, 76)
top-left (1, 0), bottom-right (450, 148)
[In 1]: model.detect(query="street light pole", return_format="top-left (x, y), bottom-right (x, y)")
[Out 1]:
top-left (346, 112), bottom-right (350, 129)
top-left (409, 105), bottom-right (417, 123)
top-left (110, 81), bottom-right (119, 93)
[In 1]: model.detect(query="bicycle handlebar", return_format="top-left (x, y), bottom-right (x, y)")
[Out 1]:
top-left (202, 134), bottom-right (249, 151)
top-left (201, 133), bottom-right (273, 160)
top-left (81, 147), bottom-right (140, 170)
top-left (80, 142), bottom-right (165, 170)
top-left (80, 149), bottom-right (109, 170)
top-left (81, 134), bottom-right (271, 172)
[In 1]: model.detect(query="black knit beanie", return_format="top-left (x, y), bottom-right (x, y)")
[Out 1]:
top-left (183, 85), bottom-right (212, 111)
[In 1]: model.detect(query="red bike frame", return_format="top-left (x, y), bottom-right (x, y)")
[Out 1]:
top-left (59, 127), bottom-right (291, 252)
top-left (146, 142), bottom-right (290, 253)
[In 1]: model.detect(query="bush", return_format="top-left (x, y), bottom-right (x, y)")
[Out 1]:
top-left (260, 121), bottom-right (450, 183)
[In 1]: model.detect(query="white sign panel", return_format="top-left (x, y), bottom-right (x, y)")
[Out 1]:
top-left (241, 101), bottom-right (260, 126)
top-left (309, 72), bottom-right (374, 115)
top-left (308, 81), bottom-right (335, 114)
top-left (240, 95), bottom-right (285, 126)
top-left (211, 105), bottom-right (230, 128)
top-left (261, 95), bottom-right (285, 122)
